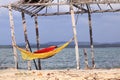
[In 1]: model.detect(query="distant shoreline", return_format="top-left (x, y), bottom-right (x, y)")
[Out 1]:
top-left (0, 44), bottom-right (120, 48)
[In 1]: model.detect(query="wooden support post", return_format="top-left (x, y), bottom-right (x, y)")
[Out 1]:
top-left (83, 48), bottom-right (89, 69)
top-left (8, 4), bottom-right (18, 69)
top-left (86, 4), bottom-right (95, 68)
top-left (21, 12), bottom-right (38, 70)
top-left (34, 15), bottom-right (41, 70)
top-left (70, 5), bottom-right (80, 69)
top-left (21, 12), bottom-right (31, 70)
top-left (57, 0), bottom-right (59, 13)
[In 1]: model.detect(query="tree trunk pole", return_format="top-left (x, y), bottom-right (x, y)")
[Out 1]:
top-left (21, 12), bottom-right (38, 70)
top-left (70, 4), bottom-right (80, 69)
top-left (57, 0), bottom-right (59, 13)
top-left (83, 48), bottom-right (89, 69)
top-left (8, 4), bottom-right (18, 69)
top-left (21, 12), bottom-right (31, 70)
top-left (86, 4), bottom-right (95, 68)
top-left (34, 15), bottom-right (41, 70)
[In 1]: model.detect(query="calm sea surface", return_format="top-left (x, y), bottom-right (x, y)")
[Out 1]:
top-left (0, 47), bottom-right (120, 70)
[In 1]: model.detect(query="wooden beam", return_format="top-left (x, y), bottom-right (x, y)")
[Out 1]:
top-left (97, 4), bottom-right (102, 10)
top-left (108, 3), bottom-right (113, 10)
top-left (31, 0), bottom-right (52, 16)
top-left (70, 4), bottom-right (80, 69)
top-left (11, 5), bottom-right (34, 15)
top-left (3, 2), bottom-right (120, 16)
top-left (21, 12), bottom-right (38, 70)
top-left (57, 0), bottom-right (60, 13)
top-left (8, 4), bottom-right (18, 69)
top-left (27, 0), bottom-right (32, 3)
top-left (21, 12), bottom-right (31, 70)
top-left (83, 48), bottom-right (89, 69)
top-left (73, 4), bottom-right (87, 11)
top-left (34, 15), bottom-right (41, 70)
top-left (31, 6), bottom-right (45, 16)
top-left (86, 4), bottom-right (95, 68)
top-left (36, 8), bottom-right (120, 16)
top-left (16, 1), bottom-right (120, 6)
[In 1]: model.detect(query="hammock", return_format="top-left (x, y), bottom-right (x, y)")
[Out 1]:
top-left (16, 38), bottom-right (73, 60)
top-left (34, 46), bottom-right (57, 53)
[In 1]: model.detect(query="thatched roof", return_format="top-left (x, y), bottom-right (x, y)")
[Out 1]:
top-left (20, 0), bottom-right (91, 3)
top-left (19, 0), bottom-right (51, 4)
top-left (2, 0), bottom-right (120, 16)
top-left (6, 0), bottom-right (52, 16)
top-left (21, 0), bottom-right (43, 3)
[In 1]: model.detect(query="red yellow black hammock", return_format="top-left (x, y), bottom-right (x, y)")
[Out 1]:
top-left (15, 38), bottom-right (73, 60)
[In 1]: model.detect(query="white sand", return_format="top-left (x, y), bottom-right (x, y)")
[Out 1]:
top-left (0, 68), bottom-right (120, 80)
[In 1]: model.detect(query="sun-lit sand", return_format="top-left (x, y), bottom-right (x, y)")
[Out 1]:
top-left (0, 68), bottom-right (120, 80)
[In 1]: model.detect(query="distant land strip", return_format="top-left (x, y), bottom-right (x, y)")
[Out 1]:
top-left (1, 42), bottom-right (120, 48)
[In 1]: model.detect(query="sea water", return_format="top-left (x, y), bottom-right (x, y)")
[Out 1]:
top-left (0, 47), bottom-right (120, 70)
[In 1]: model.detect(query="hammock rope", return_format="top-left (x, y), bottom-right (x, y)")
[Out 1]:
top-left (15, 38), bottom-right (73, 60)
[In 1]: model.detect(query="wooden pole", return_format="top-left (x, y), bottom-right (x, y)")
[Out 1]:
top-left (57, 0), bottom-right (59, 13)
top-left (86, 4), bottom-right (95, 68)
top-left (70, 4), bottom-right (80, 69)
top-left (8, 4), bottom-right (18, 69)
top-left (83, 48), bottom-right (89, 69)
top-left (21, 12), bottom-right (38, 70)
top-left (34, 15), bottom-right (41, 70)
top-left (21, 12), bottom-right (31, 70)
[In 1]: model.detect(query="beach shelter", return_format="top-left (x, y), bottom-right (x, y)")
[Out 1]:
top-left (1, 0), bottom-right (120, 70)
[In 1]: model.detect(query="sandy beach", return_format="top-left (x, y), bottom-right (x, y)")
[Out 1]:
top-left (0, 68), bottom-right (120, 80)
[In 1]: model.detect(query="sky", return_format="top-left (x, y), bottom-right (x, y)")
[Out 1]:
top-left (0, 0), bottom-right (120, 45)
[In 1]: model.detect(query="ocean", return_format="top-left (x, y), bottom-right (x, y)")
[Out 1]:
top-left (0, 47), bottom-right (120, 70)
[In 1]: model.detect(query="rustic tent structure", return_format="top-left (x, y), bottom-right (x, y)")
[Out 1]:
top-left (1, 0), bottom-right (120, 70)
